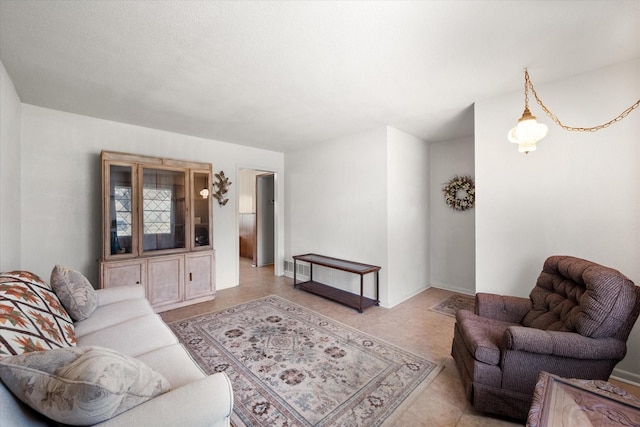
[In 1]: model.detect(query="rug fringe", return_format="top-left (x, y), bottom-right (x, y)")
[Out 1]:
top-left (230, 411), bottom-right (246, 427)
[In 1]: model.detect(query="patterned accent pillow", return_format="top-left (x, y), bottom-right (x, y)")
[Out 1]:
top-left (50, 265), bottom-right (98, 321)
top-left (0, 270), bottom-right (52, 289)
top-left (0, 271), bottom-right (76, 356)
top-left (0, 346), bottom-right (171, 425)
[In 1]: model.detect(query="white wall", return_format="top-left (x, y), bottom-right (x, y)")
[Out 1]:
top-left (285, 125), bottom-right (431, 308)
top-left (20, 104), bottom-right (285, 289)
top-left (386, 127), bottom-right (430, 306)
top-left (285, 126), bottom-right (388, 303)
top-left (0, 60), bottom-right (22, 271)
top-left (239, 168), bottom-right (267, 213)
top-left (429, 136), bottom-right (475, 294)
top-left (475, 59), bottom-right (640, 382)
top-left (239, 169), bottom-right (257, 213)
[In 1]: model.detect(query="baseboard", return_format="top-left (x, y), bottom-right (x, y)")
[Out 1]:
top-left (283, 270), bottom-right (309, 281)
top-left (430, 283), bottom-right (475, 296)
top-left (610, 367), bottom-right (640, 388)
top-left (385, 284), bottom-right (431, 309)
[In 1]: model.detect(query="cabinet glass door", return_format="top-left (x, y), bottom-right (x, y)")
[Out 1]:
top-left (142, 168), bottom-right (186, 252)
top-left (108, 164), bottom-right (135, 256)
top-left (192, 171), bottom-right (211, 248)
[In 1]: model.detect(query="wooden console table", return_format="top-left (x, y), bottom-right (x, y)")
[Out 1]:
top-left (527, 371), bottom-right (640, 427)
top-left (293, 254), bottom-right (380, 313)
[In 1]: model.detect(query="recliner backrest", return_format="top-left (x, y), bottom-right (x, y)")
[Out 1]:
top-left (522, 255), bottom-right (640, 341)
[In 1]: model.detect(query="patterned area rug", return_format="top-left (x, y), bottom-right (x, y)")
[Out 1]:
top-left (429, 294), bottom-right (475, 317)
top-left (169, 295), bottom-right (441, 427)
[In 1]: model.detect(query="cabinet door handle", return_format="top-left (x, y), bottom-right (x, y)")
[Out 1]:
top-left (189, 272), bottom-right (193, 282)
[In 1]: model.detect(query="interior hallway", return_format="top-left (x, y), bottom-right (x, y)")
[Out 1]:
top-left (161, 258), bottom-right (640, 426)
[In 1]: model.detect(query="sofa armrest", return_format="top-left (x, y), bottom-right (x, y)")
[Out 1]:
top-left (96, 373), bottom-right (234, 427)
top-left (95, 285), bottom-right (146, 306)
top-left (503, 326), bottom-right (626, 360)
top-left (475, 293), bottom-right (531, 323)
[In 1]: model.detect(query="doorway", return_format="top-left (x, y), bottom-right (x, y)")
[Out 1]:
top-left (256, 173), bottom-right (275, 266)
top-left (238, 169), bottom-right (275, 281)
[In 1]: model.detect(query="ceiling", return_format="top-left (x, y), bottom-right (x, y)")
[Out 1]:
top-left (1, 1), bottom-right (638, 152)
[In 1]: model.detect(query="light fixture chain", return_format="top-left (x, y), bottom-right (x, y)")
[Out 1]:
top-left (525, 70), bottom-right (640, 132)
top-left (524, 70), bottom-right (530, 107)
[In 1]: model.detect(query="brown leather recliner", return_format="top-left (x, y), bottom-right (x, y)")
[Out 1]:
top-left (451, 255), bottom-right (640, 420)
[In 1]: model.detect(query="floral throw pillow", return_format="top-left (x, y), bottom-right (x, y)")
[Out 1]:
top-left (50, 265), bottom-right (98, 321)
top-left (0, 346), bottom-right (171, 425)
top-left (0, 271), bottom-right (76, 356)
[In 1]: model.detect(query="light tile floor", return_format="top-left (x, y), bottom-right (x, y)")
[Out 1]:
top-left (161, 258), bottom-right (640, 426)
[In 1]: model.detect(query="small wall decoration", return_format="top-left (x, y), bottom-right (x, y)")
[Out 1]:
top-left (213, 171), bottom-right (232, 206)
top-left (443, 175), bottom-right (475, 211)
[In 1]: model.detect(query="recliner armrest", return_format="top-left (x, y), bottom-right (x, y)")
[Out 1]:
top-left (503, 326), bottom-right (626, 360)
top-left (95, 373), bottom-right (234, 427)
top-left (475, 293), bottom-right (531, 323)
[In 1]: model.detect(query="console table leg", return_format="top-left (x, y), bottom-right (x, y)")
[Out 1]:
top-left (375, 271), bottom-right (380, 306)
top-left (293, 259), bottom-right (297, 288)
top-left (359, 274), bottom-right (364, 313)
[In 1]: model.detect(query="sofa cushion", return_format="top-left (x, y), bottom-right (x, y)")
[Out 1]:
top-left (0, 271), bottom-right (76, 356)
top-left (74, 298), bottom-right (155, 338)
top-left (50, 265), bottom-right (98, 322)
top-left (77, 314), bottom-right (178, 357)
top-left (0, 346), bottom-right (170, 426)
top-left (136, 344), bottom-right (206, 389)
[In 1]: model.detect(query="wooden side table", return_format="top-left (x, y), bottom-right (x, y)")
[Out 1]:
top-left (527, 371), bottom-right (640, 426)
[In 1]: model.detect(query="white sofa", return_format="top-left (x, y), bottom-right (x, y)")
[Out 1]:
top-left (0, 283), bottom-right (234, 426)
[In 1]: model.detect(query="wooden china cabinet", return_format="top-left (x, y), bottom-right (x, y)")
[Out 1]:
top-left (99, 151), bottom-right (215, 312)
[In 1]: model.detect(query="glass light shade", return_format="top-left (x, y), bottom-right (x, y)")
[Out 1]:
top-left (199, 188), bottom-right (209, 198)
top-left (508, 108), bottom-right (548, 154)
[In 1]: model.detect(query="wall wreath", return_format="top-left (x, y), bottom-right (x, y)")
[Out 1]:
top-left (442, 175), bottom-right (475, 211)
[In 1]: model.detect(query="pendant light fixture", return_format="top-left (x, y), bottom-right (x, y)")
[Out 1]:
top-left (508, 70), bottom-right (547, 154)
top-left (508, 69), bottom-right (640, 154)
